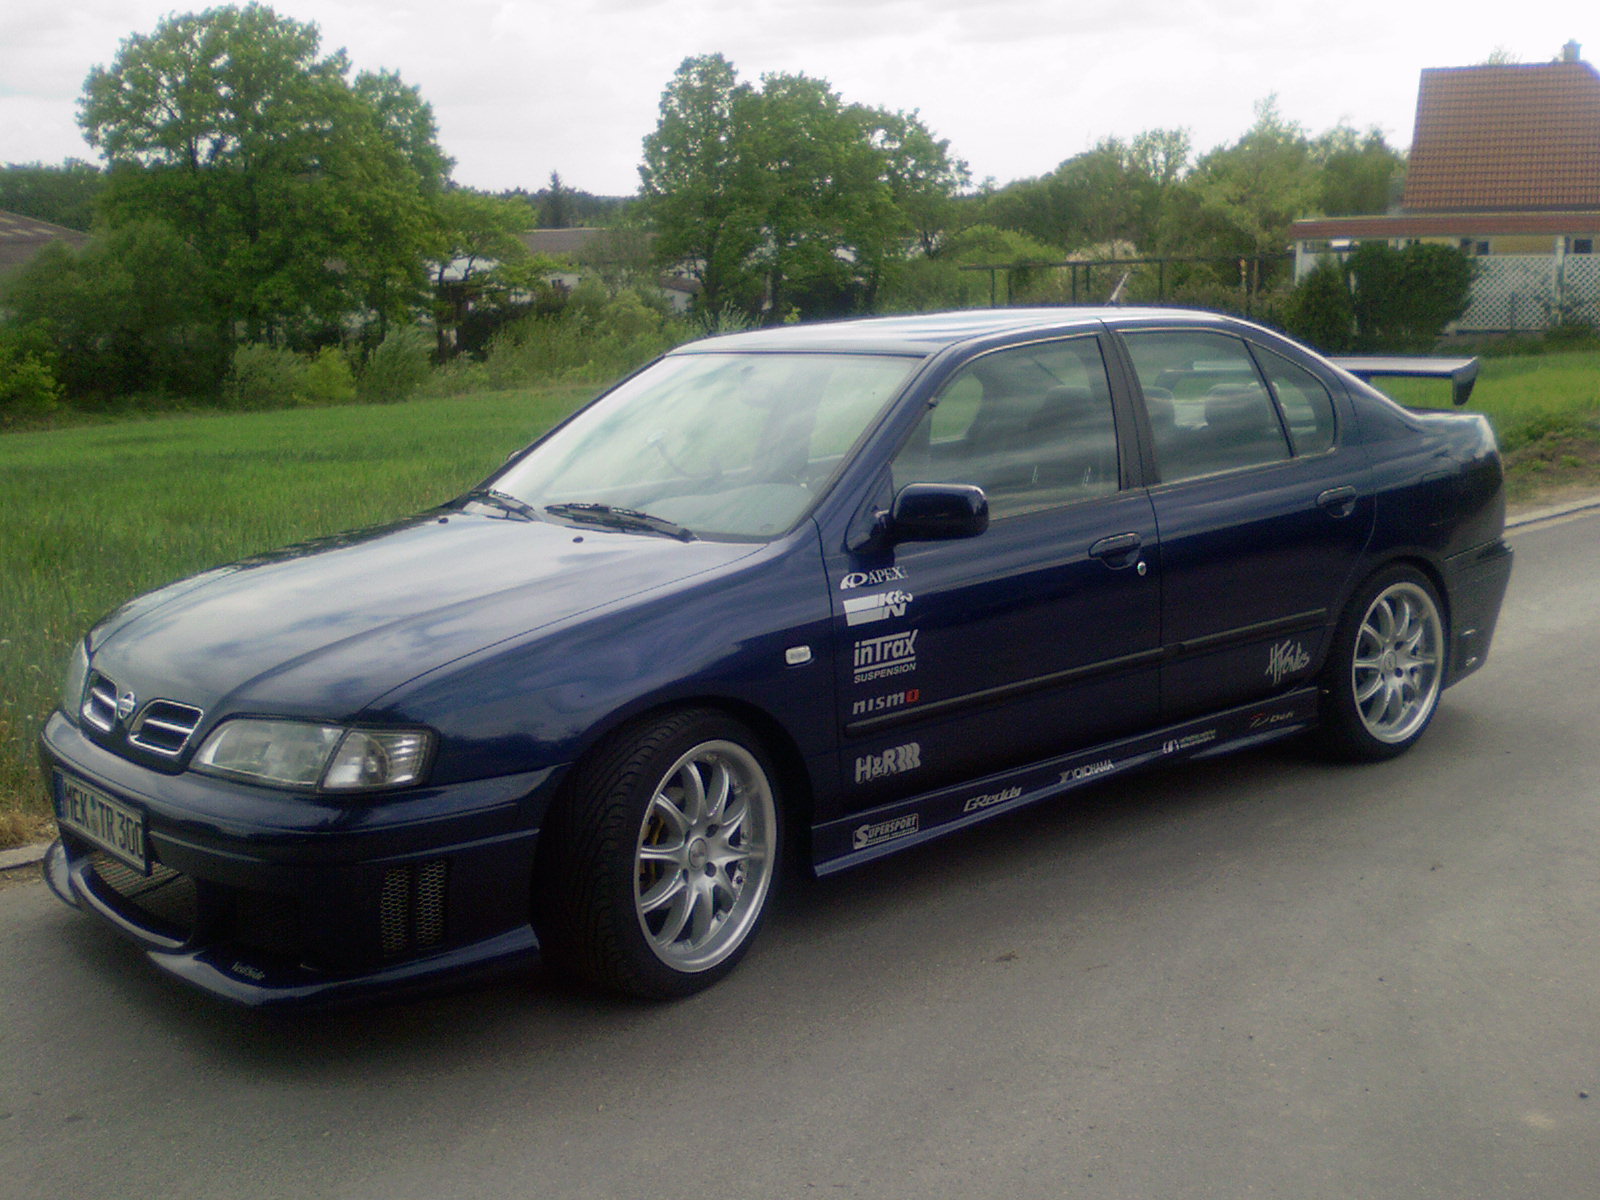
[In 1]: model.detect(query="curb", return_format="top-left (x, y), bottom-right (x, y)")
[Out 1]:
top-left (0, 842), bottom-right (50, 874)
top-left (1506, 494), bottom-right (1600, 531)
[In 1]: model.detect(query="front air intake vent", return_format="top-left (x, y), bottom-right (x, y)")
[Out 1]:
top-left (379, 860), bottom-right (450, 956)
top-left (129, 700), bottom-right (205, 757)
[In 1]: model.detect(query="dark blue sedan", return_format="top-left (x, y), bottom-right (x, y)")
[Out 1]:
top-left (40, 309), bottom-right (1513, 1005)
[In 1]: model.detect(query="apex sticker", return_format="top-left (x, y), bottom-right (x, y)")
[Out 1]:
top-left (840, 567), bottom-right (908, 591)
top-left (844, 589), bottom-right (914, 627)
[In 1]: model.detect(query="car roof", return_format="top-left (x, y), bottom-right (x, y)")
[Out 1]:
top-left (671, 307), bottom-right (1244, 357)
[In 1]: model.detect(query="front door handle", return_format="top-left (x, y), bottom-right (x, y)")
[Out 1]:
top-left (1089, 532), bottom-right (1143, 568)
top-left (1317, 486), bottom-right (1358, 518)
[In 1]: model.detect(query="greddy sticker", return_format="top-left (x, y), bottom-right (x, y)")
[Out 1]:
top-left (853, 630), bottom-right (919, 683)
top-left (855, 743), bottom-right (922, 783)
top-left (851, 688), bottom-right (920, 718)
top-left (840, 567), bottom-right (908, 591)
top-left (844, 590), bottom-right (914, 627)
top-left (962, 786), bottom-right (1022, 813)
top-left (852, 814), bottom-right (920, 850)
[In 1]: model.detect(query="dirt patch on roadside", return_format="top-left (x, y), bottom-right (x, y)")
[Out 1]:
top-left (1504, 429), bottom-right (1600, 509)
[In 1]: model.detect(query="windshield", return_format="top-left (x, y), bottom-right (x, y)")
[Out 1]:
top-left (490, 351), bottom-right (919, 539)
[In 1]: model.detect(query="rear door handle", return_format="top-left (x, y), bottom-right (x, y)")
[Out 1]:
top-left (1317, 486), bottom-right (1358, 518)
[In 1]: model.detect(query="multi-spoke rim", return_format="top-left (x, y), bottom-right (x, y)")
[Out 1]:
top-left (1351, 581), bottom-right (1443, 744)
top-left (633, 739), bottom-right (776, 973)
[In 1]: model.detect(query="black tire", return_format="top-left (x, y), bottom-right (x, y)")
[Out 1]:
top-left (533, 708), bottom-right (782, 999)
top-left (1315, 564), bottom-right (1447, 762)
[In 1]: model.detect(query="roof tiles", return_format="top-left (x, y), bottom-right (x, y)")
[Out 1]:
top-left (1404, 61), bottom-right (1600, 211)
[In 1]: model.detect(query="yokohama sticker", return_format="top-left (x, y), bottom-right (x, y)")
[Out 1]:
top-left (852, 814), bottom-right (920, 850)
top-left (843, 590), bottom-right (914, 627)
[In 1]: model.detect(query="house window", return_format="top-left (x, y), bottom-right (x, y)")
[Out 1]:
top-left (1568, 237), bottom-right (1595, 255)
top-left (1459, 239), bottom-right (1490, 256)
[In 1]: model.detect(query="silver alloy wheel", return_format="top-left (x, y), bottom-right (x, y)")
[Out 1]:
top-left (1351, 580), bottom-right (1444, 744)
top-left (633, 739), bottom-right (776, 974)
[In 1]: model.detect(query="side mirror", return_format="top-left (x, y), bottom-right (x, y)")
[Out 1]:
top-left (887, 483), bottom-right (989, 543)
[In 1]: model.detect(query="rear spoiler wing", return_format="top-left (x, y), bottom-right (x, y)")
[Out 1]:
top-left (1330, 356), bottom-right (1480, 407)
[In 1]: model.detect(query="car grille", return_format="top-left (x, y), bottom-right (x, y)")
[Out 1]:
top-left (379, 860), bottom-right (449, 956)
top-left (129, 700), bottom-right (204, 757)
top-left (81, 675), bottom-right (118, 733)
top-left (81, 672), bottom-right (204, 758)
top-left (89, 851), bottom-right (198, 938)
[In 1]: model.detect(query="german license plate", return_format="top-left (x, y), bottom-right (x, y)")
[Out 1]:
top-left (54, 773), bottom-right (148, 874)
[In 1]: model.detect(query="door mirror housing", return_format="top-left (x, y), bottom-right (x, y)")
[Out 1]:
top-left (888, 483), bottom-right (989, 544)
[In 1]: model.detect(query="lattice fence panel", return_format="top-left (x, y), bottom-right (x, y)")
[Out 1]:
top-left (1559, 255), bottom-right (1600, 326)
top-left (1458, 257), bottom-right (1559, 332)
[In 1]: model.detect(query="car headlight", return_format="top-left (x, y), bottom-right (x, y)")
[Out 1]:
top-left (192, 719), bottom-right (434, 792)
top-left (60, 639), bottom-right (91, 721)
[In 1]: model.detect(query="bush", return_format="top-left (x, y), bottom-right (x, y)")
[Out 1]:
top-left (0, 331), bottom-right (65, 428)
top-left (358, 326), bottom-right (433, 404)
top-left (1281, 256), bottom-right (1355, 353)
top-left (223, 343), bottom-right (308, 410)
top-left (303, 345), bottom-right (357, 406)
top-left (1348, 242), bottom-right (1474, 352)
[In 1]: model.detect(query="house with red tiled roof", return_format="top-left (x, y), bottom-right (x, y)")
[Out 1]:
top-left (1291, 42), bottom-right (1600, 331)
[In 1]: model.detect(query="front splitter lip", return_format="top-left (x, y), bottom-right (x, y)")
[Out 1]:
top-left (42, 840), bottom-right (541, 1010)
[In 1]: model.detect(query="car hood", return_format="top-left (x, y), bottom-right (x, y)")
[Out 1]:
top-left (88, 508), bottom-right (762, 720)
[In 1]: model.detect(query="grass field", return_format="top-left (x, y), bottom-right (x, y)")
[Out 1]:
top-left (2, 355), bottom-right (1597, 842)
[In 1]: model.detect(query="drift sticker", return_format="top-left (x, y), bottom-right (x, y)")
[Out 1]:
top-left (844, 590), bottom-right (914, 627)
top-left (853, 630), bottom-right (919, 683)
top-left (854, 742), bottom-right (922, 784)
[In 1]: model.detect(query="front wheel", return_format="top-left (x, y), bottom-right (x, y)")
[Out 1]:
top-left (1315, 565), bottom-right (1447, 761)
top-left (534, 708), bottom-right (781, 999)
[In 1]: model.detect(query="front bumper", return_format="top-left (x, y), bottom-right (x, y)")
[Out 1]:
top-left (40, 711), bottom-right (564, 1008)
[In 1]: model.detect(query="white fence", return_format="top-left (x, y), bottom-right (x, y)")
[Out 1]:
top-left (1456, 255), bottom-right (1600, 332)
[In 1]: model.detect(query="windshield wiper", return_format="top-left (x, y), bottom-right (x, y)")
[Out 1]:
top-left (461, 487), bottom-right (543, 522)
top-left (543, 502), bottom-right (696, 542)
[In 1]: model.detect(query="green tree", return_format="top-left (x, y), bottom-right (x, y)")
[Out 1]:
top-left (1347, 241), bottom-right (1474, 351)
top-left (430, 189), bottom-right (540, 355)
top-left (5, 220), bottom-right (225, 398)
top-left (639, 55), bottom-right (968, 321)
top-left (0, 161), bottom-right (104, 230)
top-left (639, 54), bottom-right (765, 316)
top-left (1183, 97), bottom-right (1318, 259)
top-left (78, 3), bottom-right (449, 349)
top-left (1312, 125), bottom-right (1405, 217)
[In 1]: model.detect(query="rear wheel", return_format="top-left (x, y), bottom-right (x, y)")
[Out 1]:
top-left (534, 708), bottom-right (781, 998)
top-left (1316, 566), bottom-right (1446, 761)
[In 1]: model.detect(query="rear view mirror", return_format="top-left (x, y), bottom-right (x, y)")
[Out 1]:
top-left (888, 483), bottom-right (989, 543)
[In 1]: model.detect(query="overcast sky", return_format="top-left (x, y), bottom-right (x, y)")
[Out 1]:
top-left (1, 1), bottom-right (1594, 198)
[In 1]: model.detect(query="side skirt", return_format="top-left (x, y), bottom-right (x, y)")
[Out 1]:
top-left (811, 686), bottom-right (1319, 875)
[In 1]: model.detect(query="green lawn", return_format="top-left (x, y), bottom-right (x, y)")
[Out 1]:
top-left (2, 355), bottom-right (1598, 841)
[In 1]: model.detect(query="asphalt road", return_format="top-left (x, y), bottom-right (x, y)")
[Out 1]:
top-left (3, 510), bottom-right (1598, 1200)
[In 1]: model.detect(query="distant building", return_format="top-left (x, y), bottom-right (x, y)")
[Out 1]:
top-left (1290, 43), bottom-right (1600, 331)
